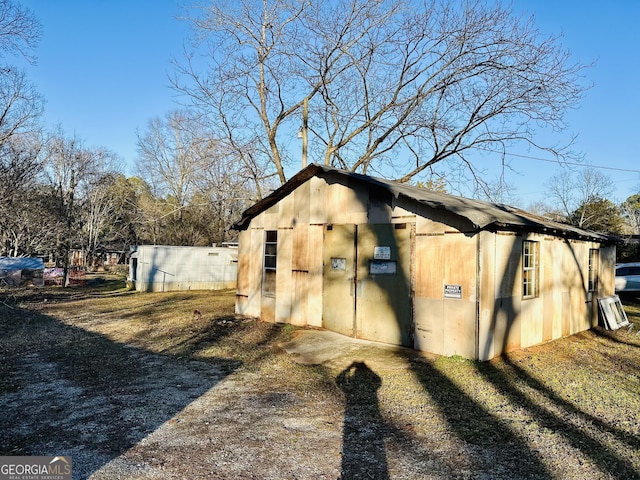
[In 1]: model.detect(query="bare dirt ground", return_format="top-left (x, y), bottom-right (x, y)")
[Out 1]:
top-left (1, 281), bottom-right (640, 479)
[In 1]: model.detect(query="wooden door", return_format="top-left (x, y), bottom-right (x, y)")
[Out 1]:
top-left (322, 224), bottom-right (356, 336)
top-left (355, 224), bottom-right (412, 347)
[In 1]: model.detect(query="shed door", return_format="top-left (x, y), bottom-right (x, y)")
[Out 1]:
top-left (322, 223), bottom-right (412, 347)
top-left (322, 224), bottom-right (356, 336)
top-left (356, 224), bottom-right (412, 346)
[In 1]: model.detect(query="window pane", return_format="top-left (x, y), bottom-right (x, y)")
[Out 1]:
top-left (522, 240), bottom-right (538, 299)
top-left (588, 249), bottom-right (598, 292)
top-left (523, 270), bottom-right (532, 296)
top-left (263, 230), bottom-right (278, 296)
top-left (266, 230), bottom-right (277, 243)
top-left (263, 269), bottom-right (276, 297)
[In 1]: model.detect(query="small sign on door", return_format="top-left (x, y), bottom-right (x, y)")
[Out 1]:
top-left (373, 246), bottom-right (391, 260)
top-left (370, 260), bottom-right (397, 275)
top-left (331, 257), bottom-right (346, 271)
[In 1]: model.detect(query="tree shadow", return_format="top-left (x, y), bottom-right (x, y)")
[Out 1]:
top-left (324, 179), bottom-right (553, 477)
top-left (327, 172), bottom-right (629, 477)
top-left (0, 303), bottom-right (240, 479)
top-left (591, 326), bottom-right (640, 348)
top-left (336, 361), bottom-right (389, 480)
top-left (406, 358), bottom-right (552, 478)
top-left (477, 355), bottom-right (640, 475)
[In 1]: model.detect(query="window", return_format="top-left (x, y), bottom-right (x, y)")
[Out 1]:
top-left (588, 249), bottom-right (599, 292)
top-left (522, 240), bottom-right (539, 299)
top-left (263, 230), bottom-right (277, 297)
top-left (598, 296), bottom-right (629, 330)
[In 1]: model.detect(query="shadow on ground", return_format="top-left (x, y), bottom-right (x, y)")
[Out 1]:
top-left (0, 302), bottom-right (240, 479)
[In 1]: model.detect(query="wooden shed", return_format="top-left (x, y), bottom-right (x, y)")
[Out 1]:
top-left (128, 245), bottom-right (237, 292)
top-left (234, 164), bottom-right (617, 360)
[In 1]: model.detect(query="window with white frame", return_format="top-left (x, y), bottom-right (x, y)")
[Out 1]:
top-left (522, 240), bottom-right (539, 299)
top-left (263, 230), bottom-right (277, 297)
top-left (588, 249), bottom-right (599, 292)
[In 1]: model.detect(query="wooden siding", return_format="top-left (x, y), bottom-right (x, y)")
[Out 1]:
top-left (413, 229), bottom-right (477, 358)
top-left (477, 232), bottom-right (610, 360)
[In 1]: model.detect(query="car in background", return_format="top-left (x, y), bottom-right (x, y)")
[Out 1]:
top-left (615, 263), bottom-right (640, 294)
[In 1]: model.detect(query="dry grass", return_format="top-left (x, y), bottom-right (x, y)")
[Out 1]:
top-left (1, 279), bottom-right (639, 479)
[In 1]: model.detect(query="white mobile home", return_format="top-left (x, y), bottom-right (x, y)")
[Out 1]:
top-left (129, 245), bottom-right (237, 292)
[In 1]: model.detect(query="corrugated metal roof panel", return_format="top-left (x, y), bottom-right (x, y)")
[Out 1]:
top-left (0, 257), bottom-right (45, 270)
top-left (234, 163), bottom-right (618, 244)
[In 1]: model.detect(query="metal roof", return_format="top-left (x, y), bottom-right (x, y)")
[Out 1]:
top-left (0, 257), bottom-right (45, 271)
top-left (234, 163), bottom-right (618, 244)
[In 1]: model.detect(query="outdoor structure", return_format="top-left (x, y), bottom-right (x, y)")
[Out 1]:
top-left (128, 245), bottom-right (238, 292)
top-left (0, 257), bottom-right (45, 287)
top-left (234, 164), bottom-right (618, 360)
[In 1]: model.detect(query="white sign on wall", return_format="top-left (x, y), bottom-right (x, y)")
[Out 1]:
top-left (444, 284), bottom-right (462, 299)
top-left (370, 260), bottom-right (397, 275)
top-left (331, 257), bottom-right (346, 271)
top-left (373, 246), bottom-right (391, 260)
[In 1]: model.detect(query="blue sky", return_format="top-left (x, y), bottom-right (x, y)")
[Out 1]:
top-left (504, 0), bottom-right (640, 206)
top-left (17, 0), bottom-right (640, 207)
top-left (18, 0), bottom-right (188, 171)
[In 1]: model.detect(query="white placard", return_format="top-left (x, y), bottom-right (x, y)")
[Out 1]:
top-left (444, 284), bottom-right (462, 299)
top-left (370, 260), bottom-right (397, 275)
top-left (373, 246), bottom-right (391, 260)
top-left (331, 257), bottom-right (346, 271)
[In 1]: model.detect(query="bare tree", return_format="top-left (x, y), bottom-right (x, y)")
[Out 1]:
top-left (0, 0), bottom-right (41, 63)
top-left (136, 110), bottom-right (210, 218)
top-left (544, 169), bottom-right (575, 222)
top-left (620, 194), bottom-right (640, 235)
top-left (0, 69), bottom-right (43, 143)
top-left (544, 166), bottom-right (615, 228)
top-left (0, 0), bottom-right (43, 147)
top-left (42, 129), bottom-right (106, 283)
top-left (173, 0), bottom-right (589, 188)
top-left (79, 164), bottom-right (125, 267)
top-left (136, 109), bottom-right (258, 245)
top-left (0, 132), bottom-right (46, 256)
top-left (571, 196), bottom-right (623, 234)
top-left (196, 150), bottom-right (258, 243)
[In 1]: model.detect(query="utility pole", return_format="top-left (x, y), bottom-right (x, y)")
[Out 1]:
top-left (302, 97), bottom-right (308, 168)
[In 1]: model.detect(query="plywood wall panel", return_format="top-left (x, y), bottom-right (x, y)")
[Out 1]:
top-left (442, 300), bottom-right (476, 358)
top-left (277, 194), bottom-right (294, 229)
top-left (290, 270), bottom-right (309, 326)
top-left (309, 176), bottom-right (327, 225)
top-left (292, 225), bottom-right (309, 271)
top-left (415, 235), bottom-right (444, 298)
top-left (443, 234), bottom-right (476, 302)
top-left (275, 228), bottom-right (293, 324)
top-left (306, 225), bottom-right (325, 327)
top-left (414, 298), bottom-right (445, 355)
top-left (477, 231), bottom-right (496, 361)
top-left (293, 181), bottom-right (310, 225)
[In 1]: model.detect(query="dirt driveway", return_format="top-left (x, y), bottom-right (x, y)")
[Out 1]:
top-left (1, 287), bottom-right (640, 479)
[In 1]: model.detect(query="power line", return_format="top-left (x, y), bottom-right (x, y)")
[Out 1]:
top-left (496, 151), bottom-right (640, 174)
